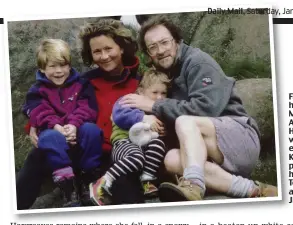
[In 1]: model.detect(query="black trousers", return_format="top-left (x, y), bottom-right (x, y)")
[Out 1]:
top-left (16, 148), bottom-right (144, 210)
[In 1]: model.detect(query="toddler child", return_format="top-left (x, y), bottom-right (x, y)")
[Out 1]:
top-left (89, 69), bottom-right (170, 205)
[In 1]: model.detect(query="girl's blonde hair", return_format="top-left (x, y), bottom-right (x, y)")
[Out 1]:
top-left (36, 39), bottom-right (71, 70)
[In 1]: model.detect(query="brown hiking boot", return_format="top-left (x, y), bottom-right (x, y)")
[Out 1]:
top-left (159, 177), bottom-right (204, 202)
top-left (249, 181), bottom-right (278, 197)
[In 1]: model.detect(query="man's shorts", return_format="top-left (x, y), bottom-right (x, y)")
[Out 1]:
top-left (209, 116), bottom-right (260, 178)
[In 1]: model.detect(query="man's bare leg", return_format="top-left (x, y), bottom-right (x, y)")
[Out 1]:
top-left (159, 116), bottom-right (210, 201)
top-left (160, 115), bottom-right (278, 200)
top-left (164, 149), bottom-right (232, 193)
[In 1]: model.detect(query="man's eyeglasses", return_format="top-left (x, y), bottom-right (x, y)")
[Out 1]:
top-left (147, 38), bottom-right (174, 56)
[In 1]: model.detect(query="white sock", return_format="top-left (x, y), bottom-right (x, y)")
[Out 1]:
top-left (140, 172), bottom-right (156, 182)
top-left (227, 175), bottom-right (256, 198)
top-left (104, 172), bottom-right (114, 188)
top-left (183, 165), bottom-right (206, 196)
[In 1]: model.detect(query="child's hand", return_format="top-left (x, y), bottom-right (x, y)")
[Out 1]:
top-left (143, 115), bottom-right (162, 128)
top-left (64, 124), bottom-right (77, 136)
top-left (153, 123), bottom-right (166, 136)
top-left (143, 115), bottom-right (165, 135)
top-left (158, 125), bottom-right (167, 137)
top-left (64, 124), bottom-right (77, 145)
top-left (53, 124), bottom-right (66, 136)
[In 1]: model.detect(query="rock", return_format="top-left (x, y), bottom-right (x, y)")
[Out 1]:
top-left (135, 12), bottom-right (270, 81)
top-left (30, 188), bottom-right (63, 209)
top-left (235, 78), bottom-right (274, 154)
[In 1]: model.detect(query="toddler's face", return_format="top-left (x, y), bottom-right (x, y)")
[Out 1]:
top-left (142, 83), bottom-right (167, 101)
top-left (41, 61), bottom-right (70, 86)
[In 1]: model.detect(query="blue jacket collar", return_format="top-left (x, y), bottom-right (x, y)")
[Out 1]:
top-left (36, 67), bottom-right (79, 86)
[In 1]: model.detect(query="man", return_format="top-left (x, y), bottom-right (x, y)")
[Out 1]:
top-left (120, 15), bottom-right (277, 201)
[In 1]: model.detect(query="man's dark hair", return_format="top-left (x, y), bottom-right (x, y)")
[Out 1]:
top-left (139, 15), bottom-right (183, 55)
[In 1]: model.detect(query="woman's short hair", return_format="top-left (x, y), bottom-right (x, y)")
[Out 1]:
top-left (36, 39), bottom-right (71, 70)
top-left (79, 19), bottom-right (138, 66)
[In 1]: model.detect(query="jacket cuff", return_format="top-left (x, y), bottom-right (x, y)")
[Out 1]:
top-left (29, 117), bottom-right (37, 128)
top-left (152, 99), bottom-right (164, 116)
top-left (48, 119), bottom-right (62, 129)
top-left (24, 122), bottom-right (31, 134)
top-left (137, 111), bottom-right (145, 123)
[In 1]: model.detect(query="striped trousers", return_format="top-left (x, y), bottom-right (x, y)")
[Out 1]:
top-left (106, 138), bottom-right (166, 181)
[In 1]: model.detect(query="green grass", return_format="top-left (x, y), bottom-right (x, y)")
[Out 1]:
top-left (220, 58), bottom-right (271, 80)
top-left (251, 153), bottom-right (278, 185)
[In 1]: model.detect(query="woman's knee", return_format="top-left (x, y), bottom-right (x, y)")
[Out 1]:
top-left (164, 149), bottom-right (182, 174)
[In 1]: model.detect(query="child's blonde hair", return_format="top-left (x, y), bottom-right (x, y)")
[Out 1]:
top-left (137, 69), bottom-right (171, 93)
top-left (36, 39), bottom-right (71, 70)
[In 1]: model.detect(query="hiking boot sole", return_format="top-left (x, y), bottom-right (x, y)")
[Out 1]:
top-left (89, 182), bottom-right (112, 206)
top-left (159, 183), bottom-right (189, 202)
top-left (89, 183), bottom-right (103, 206)
top-left (144, 190), bottom-right (159, 199)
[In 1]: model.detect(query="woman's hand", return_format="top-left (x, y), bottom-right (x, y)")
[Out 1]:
top-left (29, 126), bottom-right (38, 148)
top-left (120, 94), bottom-right (155, 113)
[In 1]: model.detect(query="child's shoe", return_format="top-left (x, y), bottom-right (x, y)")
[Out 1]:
top-left (142, 180), bottom-right (158, 197)
top-left (89, 176), bottom-right (112, 206)
top-left (56, 177), bottom-right (81, 207)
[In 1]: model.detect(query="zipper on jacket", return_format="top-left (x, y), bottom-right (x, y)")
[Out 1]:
top-left (58, 88), bottom-right (64, 104)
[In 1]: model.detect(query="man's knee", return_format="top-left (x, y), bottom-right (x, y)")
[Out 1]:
top-left (175, 115), bottom-right (216, 138)
top-left (175, 115), bottom-right (193, 128)
top-left (175, 115), bottom-right (201, 136)
top-left (164, 150), bottom-right (182, 174)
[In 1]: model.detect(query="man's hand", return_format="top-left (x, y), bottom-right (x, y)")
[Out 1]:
top-left (29, 126), bottom-right (38, 148)
top-left (120, 94), bottom-right (155, 113)
top-left (64, 124), bottom-right (77, 145)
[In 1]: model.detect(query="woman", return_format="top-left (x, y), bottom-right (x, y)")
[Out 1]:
top-left (16, 19), bottom-right (146, 209)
